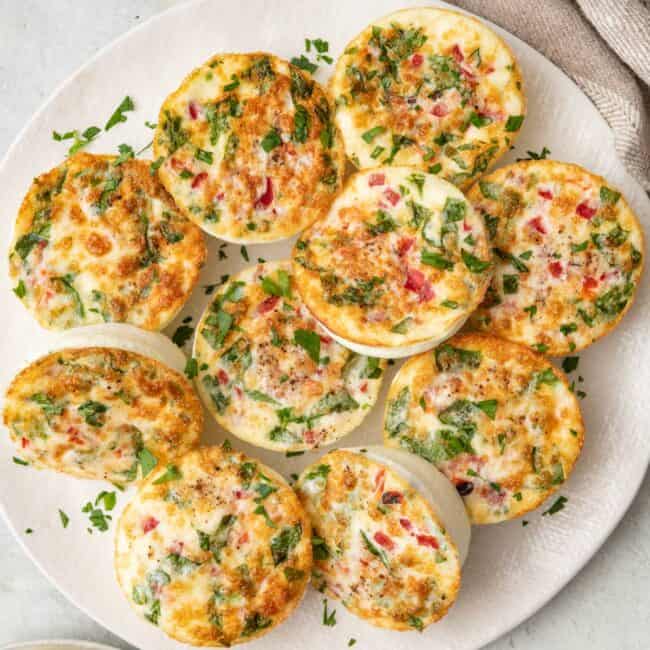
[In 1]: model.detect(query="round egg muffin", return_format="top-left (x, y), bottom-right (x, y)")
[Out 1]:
top-left (115, 445), bottom-right (312, 646)
top-left (8, 153), bottom-right (206, 331)
top-left (193, 261), bottom-right (385, 451)
top-left (153, 52), bottom-right (345, 243)
top-left (383, 333), bottom-right (584, 524)
top-left (295, 449), bottom-right (461, 631)
top-left (330, 7), bottom-right (526, 189)
top-left (292, 166), bottom-right (492, 357)
top-left (466, 160), bottom-right (644, 354)
top-left (3, 345), bottom-right (203, 483)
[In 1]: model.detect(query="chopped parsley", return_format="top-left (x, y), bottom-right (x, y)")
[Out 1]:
top-left (542, 495), bottom-right (568, 516)
top-left (505, 115), bottom-right (525, 132)
top-left (58, 509), bottom-right (69, 528)
top-left (322, 599), bottom-right (337, 626)
top-left (172, 324), bottom-right (194, 347)
top-left (105, 96), bottom-right (135, 131)
top-left (184, 357), bottom-right (198, 379)
top-left (562, 356), bottom-right (579, 373)
top-left (362, 125), bottom-right (387, 143)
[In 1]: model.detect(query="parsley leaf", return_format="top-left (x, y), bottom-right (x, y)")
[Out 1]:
top-left (105, 96), bottom-right (135, 131)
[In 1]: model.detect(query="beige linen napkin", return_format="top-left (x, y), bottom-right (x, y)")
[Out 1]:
top-left (448, 0), bottom-right (650, 189)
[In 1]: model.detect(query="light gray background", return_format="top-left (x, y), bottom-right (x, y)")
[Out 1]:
top-left (0, 2), bottom-right (648, 649)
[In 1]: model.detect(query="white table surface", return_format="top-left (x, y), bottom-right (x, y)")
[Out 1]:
top-left (0, 2), bottom-right (648, 649)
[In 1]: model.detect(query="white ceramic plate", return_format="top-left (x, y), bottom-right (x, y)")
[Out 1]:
top-left (1, 1), bottom-right (648, 649)
top-left (2, 641), bottom-right (120, 650)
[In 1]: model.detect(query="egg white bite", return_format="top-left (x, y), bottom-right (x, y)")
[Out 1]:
top-left (295, 448), bottom-right (464, 631)
top-left (292, 166), bottom-right (492, 358)
top-left (193, 261), bottom-right (385, 451)
top-left (8, 153), bottom-right (206, 331)
top-left (3, 324), bottom-right (202, 483)
top-left (153, 52), bottom-right (345, 243)
top-left (383, 333), bottom-right (585, 524)
top-left (330, 7), bottom-right (526, 189)
top-left (115, 445), bottom-right (312, 646)
top-left (466, 160), bottom-right (644, 354)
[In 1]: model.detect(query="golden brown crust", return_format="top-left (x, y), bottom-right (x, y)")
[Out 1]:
top-left (383, 333), bottom-right (585, 524)
top-left (3, 347), bottom-right (203, 482)
top-left (8, 153), bottom-right (206, 330)
top-left (115, 445), bottom-right (312, 646)
top-left (296, 449), bottom-right (461, 630)
top-left (466, 160), bottom-right (644, 355)
top-left (153, 52), bottom-right (346, 243)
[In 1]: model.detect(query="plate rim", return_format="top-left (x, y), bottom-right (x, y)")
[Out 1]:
top-left (0, 1), bottom-right (648, 649)
top-left (2, 640), bottom-right (121, 650)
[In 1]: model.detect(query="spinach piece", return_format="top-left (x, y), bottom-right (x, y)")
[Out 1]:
top-left (198, 514), bottom-right (237, 563)
top-left (77, 400), bottom-right (107, 427)
top-left (160, 110), bottom-right (187, 153)
top-left (366, 209), bottom-right (397, 236)
top-left (270, 523), bottom-right (302, 565)
top-left (595, 282), bottom-right (633, 317)
top-left (293, 329), bottom-right (320, 364)
top-left (461, 249), bottom-right (490, 273)
top-left (242, 613), bottom-right (272, 637)
top-left (201, 375), bottom-right (231, 414)
top-left (435, 344), bottom-right (482, 372)
top-left (29, 392), bottom-right (65, 418)
top-left (293, 104), bottom-right (311, 143)
top-left (385, 386), bottom-right (410, 437)
top-left (311, 389), bottom-right (359, 417)
top-left (360, 530), bottom-right (389, 569)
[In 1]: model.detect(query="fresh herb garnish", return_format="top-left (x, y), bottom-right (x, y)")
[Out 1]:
top-left (105, 96), bottom-right (135, 131)
top-left (58, 509), bottom-right (70, 528)
top-left (542, 496), bottom-right (568, 516)
top-left (322, 599), bottom-right (337, 626)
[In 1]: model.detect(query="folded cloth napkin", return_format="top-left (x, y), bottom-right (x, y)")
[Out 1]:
top-left (447, 0), bottom-right (650, 189)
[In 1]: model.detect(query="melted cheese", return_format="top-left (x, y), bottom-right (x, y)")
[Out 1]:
top-left (330, 7), bottom-right (526, 189)
top-left (292, 166), bottom-right (492, 354)
top-left (296, 449), bottom-right (461, 631)
top-left (115, 446), bottom-right (312, 646)
top-left (383, 333), bottom-right (584, 524)
top-left (8, 153), bottom-right (206, 331)
top-left (153, 53), bottom-right (345, 243)
top-left (466, 160), bottom-right (644, 354)
top-left (193, 261), bottom-right (385, 451)
top-left (3, 346), bottom-right (202, 482)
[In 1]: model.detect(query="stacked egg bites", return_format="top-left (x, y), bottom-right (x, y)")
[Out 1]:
top-left (9, 153), bottom-right (206, 330)
top-left (153, 52), bottom-right (345, 243)
top-left (115, 446), bottom-right (312, 646)
top-left (292, 167), bottom-right (493, 355)
top-left (193, 260), bottom-right (386, 451)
